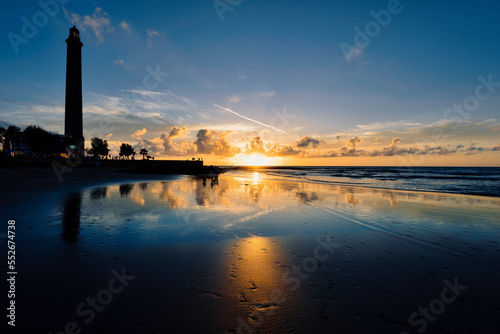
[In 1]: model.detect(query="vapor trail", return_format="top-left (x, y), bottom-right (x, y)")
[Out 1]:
top-left (214, 104), bottom-right (287, 134)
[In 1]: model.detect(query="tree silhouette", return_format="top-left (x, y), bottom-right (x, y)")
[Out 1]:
top-left (0, 125), bottom-right (21, 154)
top-left (23, 125), bottom-right (62, 155)
top-left (89, 137), bottom-right (109, 159)
top-left (139, 148), bottom-right (148, 160)
top-left (119, 143), bottom-right (135, 159)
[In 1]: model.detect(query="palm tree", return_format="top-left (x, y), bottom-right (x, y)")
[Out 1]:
top-left (0, 125), bottom-right (21, 154)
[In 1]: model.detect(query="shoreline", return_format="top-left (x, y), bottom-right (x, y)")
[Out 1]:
top-left (2, 165), bottom-right (500, 202)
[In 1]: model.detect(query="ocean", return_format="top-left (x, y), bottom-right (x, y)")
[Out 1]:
top-left (226, 166), bottom-right (500, 197)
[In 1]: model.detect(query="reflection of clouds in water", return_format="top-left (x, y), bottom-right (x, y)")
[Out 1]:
top-left (130, 190), bottom-right (145, 206)
top-left (79, 174), bottom-right (500, 236)
top-left (382, 192), bottom-right (399, 207)
top-left (344, 193), bottom-right (360, 206)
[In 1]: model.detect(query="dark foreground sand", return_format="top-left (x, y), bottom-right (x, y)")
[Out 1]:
top-left (1, 168), bottom-right (500, 333)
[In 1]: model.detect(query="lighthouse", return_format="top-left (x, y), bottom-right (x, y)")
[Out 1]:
top-left (64, 25), bottom-right (84, 152)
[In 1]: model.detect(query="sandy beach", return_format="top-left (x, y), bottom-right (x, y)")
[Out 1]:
top-left (2, 168), bottom-right (500, 333)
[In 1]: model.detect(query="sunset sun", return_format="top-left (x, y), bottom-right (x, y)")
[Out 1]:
top-left (233, 153), bottom-right (281, 166)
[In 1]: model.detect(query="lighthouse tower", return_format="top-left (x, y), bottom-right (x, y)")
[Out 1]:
top-left (64, 25), bottom-right (84, 151)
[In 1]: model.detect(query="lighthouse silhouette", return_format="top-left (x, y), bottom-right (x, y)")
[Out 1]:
top-left (64, 25), bottom-right (84, 153)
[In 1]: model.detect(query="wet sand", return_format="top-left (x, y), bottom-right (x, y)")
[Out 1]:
top-left (2, 169), bottom-right (500, 333)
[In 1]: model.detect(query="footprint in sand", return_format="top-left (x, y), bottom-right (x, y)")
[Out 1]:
top-left (230, 264), bottom-right (237, 279)
top-left (249, 281), bottom-right (258, 292)
top-left (198, 291), bottom-right (222, 299)
top-left (239, 293), bottom-right (247, 304)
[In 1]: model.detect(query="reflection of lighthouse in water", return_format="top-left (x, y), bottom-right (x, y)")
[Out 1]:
top-left (64, 25), bottom-right (84, 151)
top-left (62, 192), bottom-right (82, 243)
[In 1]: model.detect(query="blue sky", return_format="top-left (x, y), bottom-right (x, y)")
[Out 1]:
top-left (1, 0), bottom-right (499, 165)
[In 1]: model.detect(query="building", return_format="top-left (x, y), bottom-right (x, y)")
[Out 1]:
top-left (64, 25), bottom-right (84, 153)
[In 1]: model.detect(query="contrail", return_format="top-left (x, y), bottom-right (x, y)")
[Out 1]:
top-left (214, 104), bottom-right (287, 134)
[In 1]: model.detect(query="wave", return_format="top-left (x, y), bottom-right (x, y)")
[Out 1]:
top-left (227, 166), bottom-right (500, 197)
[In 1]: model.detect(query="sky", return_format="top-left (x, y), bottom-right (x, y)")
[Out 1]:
top-left (1, 0), bottom-right (499, 166)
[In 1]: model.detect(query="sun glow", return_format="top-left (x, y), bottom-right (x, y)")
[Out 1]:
top-left (253, 172), bottom-right (259, 184)
top-left (232, 153), bottom-right (281, 166)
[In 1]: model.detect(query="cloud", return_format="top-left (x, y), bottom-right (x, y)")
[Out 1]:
top-left (296, 136), bottom-right (321, 148)
top-left (131, 128), bottom-right (147, 140)
top-left (251, 90), bottom-right (276, 101)
top-left (244, 136), bottom-right (302, 157)
top-left (225, 95), bottom-right (241, 105)
top-left (245, 136), bottom-right (266, 154)
top-left (64, 7), bottom-right (112, 42)
top-left (147, 29), bottom-right (161, 47)
top-left (194, 129), bottom-right (239, 156)
top-left (347, 136), bottom-right (361, 148)
top-left (492, 144), bottom-right (500, 151)
top-left (356, 121), bottom-right (423, 132)
top-left (390, 137), bottom-right (400, 146)
top-left (114, 59), bottom-right (135, 70)
top-left (364, 119), bottom-right (499, 145)
top-left (267, 144), bottom-right (302, 157)
top-left (465, 145), bottom-right (486, 155)
top-left (344, 45), bottom-right (365, 63)
top-left (120, 20), bottom-right (131, 32)
top-left (307, 135), bottom-right (475, 158)
top-left (160, 126), bottom-right (191, 156)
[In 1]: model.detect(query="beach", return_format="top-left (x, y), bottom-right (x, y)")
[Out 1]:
top-left (2, 167), bottom-right (500, 333)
